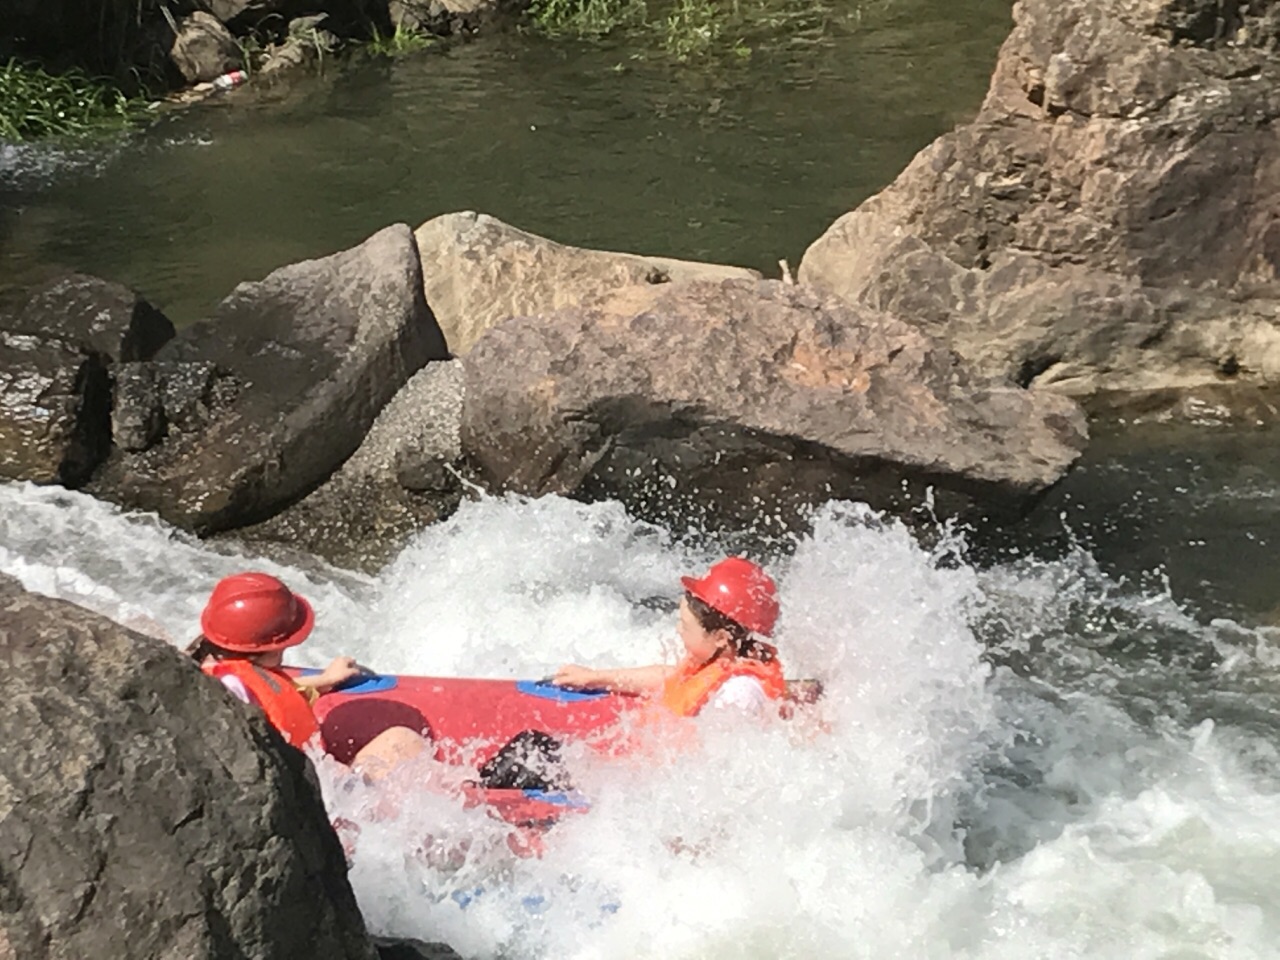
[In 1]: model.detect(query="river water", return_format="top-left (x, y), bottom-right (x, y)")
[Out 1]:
top-left (4, 0), bottom-right (1280, 956)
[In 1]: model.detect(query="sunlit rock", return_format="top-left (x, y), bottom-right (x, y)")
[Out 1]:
top-left (461, 278), bottom-right (1087, 529)
top-left (91, 224), bottom-right (449, 533)
top-left (800, 0), bottom-right (1280, 411)
top-left (414, 211), bottom-right (760, 355)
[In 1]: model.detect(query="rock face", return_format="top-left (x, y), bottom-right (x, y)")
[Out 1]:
top-left (3, 273), bottom-right (176, 364)
top-left (234, 359), bottom-right (467, 572)
top-left (0, 575), bottom-right (377, 960)
top-left (170, 11), bottom-right (244, 83)
top-left (414, 212), bottom-right (760, 355)
top-left (461, 279), bottom-right (1087, 527)
top-left (91, 224), bottom-right (449, 533)
top-left (0, 274), bottom-right (174, 486)
top-left (799, 0), bottom-right (1280, 401)
top-left (0, 333), bottom-right (110, 486)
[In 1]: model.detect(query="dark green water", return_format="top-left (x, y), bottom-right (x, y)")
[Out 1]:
top-left (0, 0), bottom-right (1011, 323)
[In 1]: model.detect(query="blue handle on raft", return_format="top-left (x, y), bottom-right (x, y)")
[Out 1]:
top-left (521, 789), bottom-right (592, 810)
top-left (295, 668), bottom-right (398, 694)
top-left (516, 679), bottom-right (610, 702)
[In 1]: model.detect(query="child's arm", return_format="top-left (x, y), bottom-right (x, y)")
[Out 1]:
top-left (295, 656), bottom-right (364, 694)
top-left (553, 663), bottom-right (673, 695)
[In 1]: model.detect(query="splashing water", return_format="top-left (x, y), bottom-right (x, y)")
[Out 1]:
top-left (4, 480), bottom-right (1280, 958)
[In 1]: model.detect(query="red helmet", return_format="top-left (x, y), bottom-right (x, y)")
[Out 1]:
top-left (200, 572), bottom-right (314, 653)
top-left (681, 557), bottom-right (780, 637)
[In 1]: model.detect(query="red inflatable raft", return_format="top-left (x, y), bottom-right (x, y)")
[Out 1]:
top-left (298, 670), bottom-right (824, 834)
top-left (299, 671), bottom-right (641, 828)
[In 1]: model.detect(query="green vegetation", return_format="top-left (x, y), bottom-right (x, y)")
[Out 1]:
top-left (366, 23), bottom-right (438, 57)
top-left (528, 0), bottom-right (877, 60)
top-left (0, 60), bottom-right (147, 143)
top-left (529, 0), bottom-right (648, 38)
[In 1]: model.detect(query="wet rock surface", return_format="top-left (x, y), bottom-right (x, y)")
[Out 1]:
top-left (461, 279), bottom-right (1087, 529)
top-left (0, 332), bottom-right (111, 486)
top-left (90, 224), bottom-right (449, 534)
top-left (800, 0), bottom-right (1280, 411)
top-left (0, 273), bottom-right (170, 487)
top-left (0, 574), bottom-right (377, 960)
top-left (234, 359), bottom-right (467, 571)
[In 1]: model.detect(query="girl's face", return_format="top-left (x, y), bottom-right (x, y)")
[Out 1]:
top-left (677, 597), bottom-right (731, 665)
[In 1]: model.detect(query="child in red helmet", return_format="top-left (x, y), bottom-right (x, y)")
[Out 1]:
top-left (554, 557), bottom-right (786, 717)
top-left (189, 571), bottom-right (425, 777)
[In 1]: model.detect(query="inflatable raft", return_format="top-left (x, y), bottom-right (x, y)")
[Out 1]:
top-left (299, 670), bottom-right (824, 835)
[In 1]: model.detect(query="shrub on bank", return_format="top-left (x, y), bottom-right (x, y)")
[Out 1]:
top-left (0, 59), bottom-right (147, 142)
top-left (526, 0), bottom-right (878, 60)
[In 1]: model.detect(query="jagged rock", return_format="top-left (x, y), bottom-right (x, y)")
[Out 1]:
top-left (390, 0), bottom-right (495, 34)
top-left (170, 11), bottom-right (244, 84)
top-left (799, 0), bottom-right (1280, 407)
top-left (373, 936), bottom-right (463, 960)
top-left (233, 360), bottom-right (466, 572)
top-left (91, 224), bottom-right (449, 533)
top-left (413, 212), bottom-right (760, 355)
top-left (0, 574), bottom-right (377, 960)
top-left (461, 279), bottom-right (1087, 529)
top-left (0, 332), bottom-right (111, 485)
top-left (2, 272), bottom-right (174, 363)
top-left (111, 362), bottom-right (165, 452)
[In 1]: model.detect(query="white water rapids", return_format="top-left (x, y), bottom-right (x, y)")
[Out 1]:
top-left (3, 480), bottom-right (1279, 959)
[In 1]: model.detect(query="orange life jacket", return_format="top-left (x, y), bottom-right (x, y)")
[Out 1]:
top-left (659, 653), bottom-right (787, 717)
top-left (205, 659), bottom-right (321, 750)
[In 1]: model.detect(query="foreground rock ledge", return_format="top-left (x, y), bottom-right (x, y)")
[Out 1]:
top-left (462, 278), bottom-right (1087, 528)
top-left (800, 0), bottom-right (1280, 404)
top-left (0, 575), bottom-right (376, 960)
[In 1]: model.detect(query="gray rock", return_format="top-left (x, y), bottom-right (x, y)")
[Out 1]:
top-left (373, 937), bottom-right (463, 960)
top-left (111, 362), bottom-right (165, 452)
top-left (390, 0), bottom-right (496, 34)
top-left (233, 360), bottom-right (466, 572)
top-left (414, 212), bottom-right (760, 355)
top-left (92, 224), bottom-right (449, 533)
top-left (2, 272), bottom-right (174, 363)
top-left (798, 0), bottom-right (1280, 408)
top-left (0, 331), bottom-right (111, 485)
top-left (170, 11), bottom-right (244, 84)
top-left (461, 280), bottom-right (1087, 529)
top-left (0, 574), bottom-right (377, 960)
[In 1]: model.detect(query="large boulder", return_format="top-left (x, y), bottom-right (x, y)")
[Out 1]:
top-left (461, 279), bottom-right (1087, 527)
top-left (0, 273), bottom-right (170, 486)
top-left (3, 272), bottom-right (175, 364)
top-left (0, 575), bottom-right (377, 960)
top-left (232, 359), bottom-right (467, 572)
top-left (414, 212), bottom-right (760, 355)
top-left (90, 224), bottom-right (449, 533)
top-left (0, 332), bottom-right (110, 486)
top-left (799, 0), bottom-right (1280, 403)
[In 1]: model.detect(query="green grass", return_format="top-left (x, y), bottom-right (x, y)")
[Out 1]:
top-left (527, 0), bottom-right (879, 59)
top-left (0, 59), bottom-right (147, 143)
top-left (366, 23), bottom-right (438, 57)
top-left (529, 0), bottom-right (648, 38)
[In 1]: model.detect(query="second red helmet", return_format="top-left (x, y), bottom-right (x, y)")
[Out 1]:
top-left (681, 557), bottom-right (780, 637)
top-left (200, 572), bottom-right (314, 653)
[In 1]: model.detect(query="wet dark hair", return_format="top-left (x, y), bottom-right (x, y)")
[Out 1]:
top-left (684, 593), bottom-right (776, 663)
